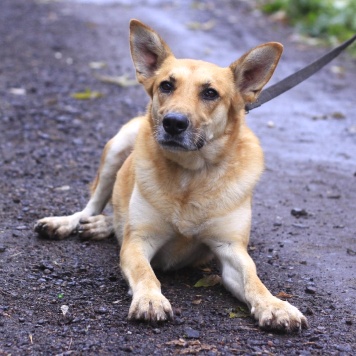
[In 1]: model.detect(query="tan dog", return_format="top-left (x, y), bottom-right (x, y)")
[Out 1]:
top-left (35, 20), bottom-right (307, 332)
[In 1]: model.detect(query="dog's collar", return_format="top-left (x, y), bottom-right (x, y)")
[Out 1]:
top-left (245, 34), bottom-right (356, 113)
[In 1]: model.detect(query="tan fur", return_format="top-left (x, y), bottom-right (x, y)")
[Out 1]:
top-left (35, 20), bottom-right (307, 332)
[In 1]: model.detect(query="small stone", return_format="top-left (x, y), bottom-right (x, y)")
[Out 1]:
top-left (292, 223), bottom-right (309, 229)
top-left (174, 307), bottom-right (182, 316)
top-left (313, 343), bottom-right (324, 349)
top-left (305, 307), bottom-right (314, 315)
top-left (346, 248), bottom-right (356, 256)
top-left (15, 225), bottom-right (27, 230)
top-left (335, 344), bottom-right (352, 352)
top-left (61, 305), bottom-right (69, 316)
top-left (152, 328), bottom-right (161, 334)
top-left (120, 345), bottom-right (133, 352)
top-left (291, 208), bottom-right (308, 218)
top-left (95, 307), bottom-right (108, 314)
top-left (0, 245), bottom-right (6, 253)
top-left (184, 327), bottom-right (200, 339)
top-left (40, 261), bottom-right (54, 271)
top-left (174, 317), bottom-right (185, 325)
top-left (305, 286), bottom-right (316, 294)
top-left (326, 191), bottom-right (341, 199)
top-left (79, 265), bottom-right (87, 272)
top-left (345, 319), bottom-right (353, 325)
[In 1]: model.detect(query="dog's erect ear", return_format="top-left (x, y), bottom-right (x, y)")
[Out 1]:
top-left (130, 19), bottom-right (173, 83)
top-left (230, 43), bottom-right (283, 103)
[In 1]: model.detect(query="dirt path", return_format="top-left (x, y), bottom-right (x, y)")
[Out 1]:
top-left (1, 0), bottom-right (355, 354)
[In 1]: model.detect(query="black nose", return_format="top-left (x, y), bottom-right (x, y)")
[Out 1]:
top-left (162, 113), bottom-right (189, 135)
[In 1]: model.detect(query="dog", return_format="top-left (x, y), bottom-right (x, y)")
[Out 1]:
top-left (35, 19), bottom-right (308, 332)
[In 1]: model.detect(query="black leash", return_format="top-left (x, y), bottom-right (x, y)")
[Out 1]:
top-left (245, 34), bottom-right (356, 112)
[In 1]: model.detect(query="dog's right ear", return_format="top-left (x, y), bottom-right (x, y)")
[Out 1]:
top-left (130, 20), bottom-right (173, 84)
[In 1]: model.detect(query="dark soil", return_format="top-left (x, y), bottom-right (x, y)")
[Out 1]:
top-left (1, 0), bottom-right (355, 354)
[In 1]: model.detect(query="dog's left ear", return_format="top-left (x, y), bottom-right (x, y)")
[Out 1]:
top-left (230, 43), bottom-right (283, 103)
top-left (130, 19), bottom-right (173, 84)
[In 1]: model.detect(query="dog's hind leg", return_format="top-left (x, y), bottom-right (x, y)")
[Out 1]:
top-left (34, 117), bottom-right (144, 240)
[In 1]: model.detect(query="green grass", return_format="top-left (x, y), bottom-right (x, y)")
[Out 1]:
top-left (259, 0), bottom-right (356, 45)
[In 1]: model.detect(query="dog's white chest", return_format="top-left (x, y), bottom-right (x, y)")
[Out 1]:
top-left (171, 200), bottom-right (211, 238)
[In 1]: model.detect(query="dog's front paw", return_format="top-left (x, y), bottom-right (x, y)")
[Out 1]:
top-left (128, 292), bottom-right (173, 322)
top-left (251, 298), bottom-right (308, 332)
top-left (77, 215), bottom-right (114, 240)
top-left (34, 214), bottom-right (81, 239)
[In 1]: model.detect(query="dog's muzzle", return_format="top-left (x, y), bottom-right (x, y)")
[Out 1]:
top-left (156, 112), bottom-right (205, 151)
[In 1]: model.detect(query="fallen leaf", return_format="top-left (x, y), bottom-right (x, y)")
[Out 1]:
top-left (194, 274), bottom-right (221, 288)
top-left (71, 89), bottom-right (102, 100)
top-left (330, 65), bottom-right (345, 75)
top-left (190, 1), bottom-right (212, 10)
top-left (270, 10), bottom-right (288, 23)
top-left (331, 111), bottom-right (345, 119)
top-left (192, 298), bottom-right (202, 305)
top-left (186, 19), bottom-right (216, 31)
top-left (199, 267), bottom-right (211, 273)
top-left (180, 342), bottom-right (218, 354)
top-left (89, 61), bottom-right (107, 69)
top-left (54, 185), bottom-right (71, 191)
top-left (96, 74), bottom-right (138, 87)
top-left (276, 291), bottom-right (294, 299)
top-left (228, 306), bottom-right (249, 318)
top-left (166, 338), bottom-right (186, 347)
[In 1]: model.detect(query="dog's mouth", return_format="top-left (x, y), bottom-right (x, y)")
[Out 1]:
top-left (157, 134), bottom-right (205, 152)
top-left (159, 140), bottom-right (189, 151)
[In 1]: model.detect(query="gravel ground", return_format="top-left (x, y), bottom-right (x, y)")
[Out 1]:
top-left (0, 0), bottom-right (355, 354)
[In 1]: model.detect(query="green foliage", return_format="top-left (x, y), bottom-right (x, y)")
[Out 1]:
top-left (260, 0), bottom-right (356, 43)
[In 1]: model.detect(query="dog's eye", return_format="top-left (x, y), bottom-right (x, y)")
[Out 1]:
top-left (202, 88), bottom-right (219, 100)
top-left (159, 81), bottom-right (174, 93)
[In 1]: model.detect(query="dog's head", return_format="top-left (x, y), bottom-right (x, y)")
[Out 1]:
top-left (129, 19), bottom-right (283, 153)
